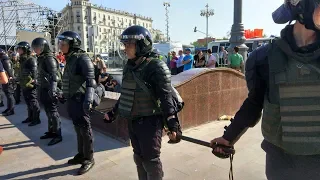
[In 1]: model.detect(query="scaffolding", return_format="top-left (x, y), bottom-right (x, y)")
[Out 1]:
top-left (0, 0), bottom-right (64, 51)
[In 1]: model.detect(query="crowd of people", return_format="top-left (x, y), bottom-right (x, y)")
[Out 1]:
top-left (162, 46), bottom-right (244, 75)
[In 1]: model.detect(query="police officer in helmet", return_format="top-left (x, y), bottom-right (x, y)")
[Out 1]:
top-left (16, 41), bottom-right (41, 126)
top-left (0, 48), bottom-right (15, 116)
top-left (57, 31), bottom-right (96, 175)
top-left (31, 37), bottom-right (63, 146)
top-left (104, 25), bottom-right (182, 180)
top-left (211, 1), bottom-right (320, 179)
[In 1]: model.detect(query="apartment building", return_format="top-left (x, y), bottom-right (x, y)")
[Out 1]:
top-left (60, 0), bottom-right (160, 53)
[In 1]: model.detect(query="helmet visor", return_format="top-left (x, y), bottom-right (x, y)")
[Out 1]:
top-left (119, 34), bottom-right (145, 43)
top-left (31, 44), bottom-right (44, 55)
top-left (117, 41), bottom-right (128, 60)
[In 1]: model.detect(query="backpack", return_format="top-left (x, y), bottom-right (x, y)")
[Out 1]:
top-left (131, 71), bottom-right (184, 113)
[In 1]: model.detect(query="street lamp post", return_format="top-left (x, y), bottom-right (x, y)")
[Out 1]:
top-left (163, 2), bottom-right (170, 42)
top-left (227, 0), bottom-right (248, 72)
top-left (200, 4), bottom-right (214, 50)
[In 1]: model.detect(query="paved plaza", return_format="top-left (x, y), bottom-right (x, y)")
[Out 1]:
top-left (0, 102), bottom-right (267, 180)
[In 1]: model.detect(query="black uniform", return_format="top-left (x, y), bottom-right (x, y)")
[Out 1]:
top-left (38, 53), bottom-right (62, 144)
top-left (222, 24), bottom-right (320, 180)
top-left (106, 25), bottom-right (181, 180)
top-left (32, 37), bottom-right (62, 145)
top-left (19, 54), bottom-right (41, 126)
top-left (58, 31), bottom-right (96, 175)
top-left (1, 54), bottom-right (15, 116)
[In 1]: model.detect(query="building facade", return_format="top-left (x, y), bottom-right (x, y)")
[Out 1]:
top-left (60, 0), bottom-right (155, 54)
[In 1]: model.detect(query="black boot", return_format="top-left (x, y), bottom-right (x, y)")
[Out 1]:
top-left (28, 120), bottom-right (41, 126)
top-left (22, 117), bottom-right (32, 123)
top-left (78, 159), bottom-right (95, 175)
top-left (1, 109), bottom-right (9, 114)
top-left (29, 112), bottom-right (41, 126)
top-left (68, 153), bottom-right (85, 165)
top-left (3, 109), bottom-right (14, 116)
top-left (48, 135), bottom-right (62, 146)
top-left (40, 132), bottom-right (55, 139)
top-left (0, 102), bottom-right (4, 107)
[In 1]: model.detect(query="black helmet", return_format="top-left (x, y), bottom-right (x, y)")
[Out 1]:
top-left (15, 41), bottom-right (31, 54)
top-left (57, 31), bottom-right (81, 50)
top-left (120, 25), bottom-right (152, 58)
top-left (273, 0), bottom-right (320, 31)
top-left (31, 37), bottom-right (51, 54)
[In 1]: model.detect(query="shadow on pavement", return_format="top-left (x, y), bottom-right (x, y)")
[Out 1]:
top-left (1, 102), bottom-right (127, 161)
top-left (0, 163), bottom-right (78, 179)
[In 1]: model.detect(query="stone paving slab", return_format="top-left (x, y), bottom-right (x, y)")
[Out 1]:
top-left (0, 102), bottom-right (267, 180)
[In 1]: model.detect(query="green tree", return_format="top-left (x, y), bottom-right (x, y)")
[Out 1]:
top-left (190, 41), bottom-right (205, 47)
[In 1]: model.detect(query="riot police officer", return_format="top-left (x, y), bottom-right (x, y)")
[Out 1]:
top-left (211, 1), bottom-right (320, 179)
top-left (0, 48), bottom-right (15, 116)
top-left (31, 37), bottom-right (62, 146)
top-left (11, 53), bottom-right (21, 104)
top-left (57, 31), bottom-right (96, 175)
top-left (16, 41), bottom-right (41, 126)
top-left (104, 25), bottom-right (182, 180)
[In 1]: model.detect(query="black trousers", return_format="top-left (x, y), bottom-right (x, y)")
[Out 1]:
top-left (67, 95), bottom-right (94, 161)
top-left (129, 115), bottom-right (164, 180)
top-left (22, 87), bottom-right (40, 122)
top-left (262, 140), bottom-right (320, 180)
top-left (39, 88), bottom-right (61, 135)
top-left (177, 66), bottom-right (184, 74)
top-left (14, 83), bottom-right (21, 103)
top-left (2, 82), bottom-right (15, 110)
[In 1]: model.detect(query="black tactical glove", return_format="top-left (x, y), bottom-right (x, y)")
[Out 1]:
top-left (211, 143), bottom-right (236, 159)
top-left (48, 81), bottom-right (58, 101)
top-left (167, 117), bottom-right (182, 144)
top-left (56, 89), bottom-right (66, 104)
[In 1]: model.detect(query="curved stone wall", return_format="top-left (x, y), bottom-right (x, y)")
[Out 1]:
top-left (58, 68), bottom-right (248, 144)
top-left (172, 68), bottom-right (248, 129)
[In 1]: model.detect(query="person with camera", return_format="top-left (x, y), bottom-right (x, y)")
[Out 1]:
top-left (104, 25), bottom-right (182, 180)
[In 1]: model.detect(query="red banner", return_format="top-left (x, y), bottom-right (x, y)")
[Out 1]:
top-left (244, 29), bottom-right (263, 39)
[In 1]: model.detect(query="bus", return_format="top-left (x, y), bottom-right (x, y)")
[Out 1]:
top-left (182, 44), bottom-right (195, 54)
top-left (208, 37), bottom-right (275, 54)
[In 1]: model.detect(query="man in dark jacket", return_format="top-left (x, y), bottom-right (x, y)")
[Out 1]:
top-left (0, 48), bottom-right (15, 116)
top-left (58, 31), bottom-right (96, 175)
top-left (32, 37), bottom-right (62, 146)
top-left (16, 41), bottom-right (41, 126)
top-left (104, 25), bottom-right (182, 180)
top-left (211, 1), bottom-right (320, 179)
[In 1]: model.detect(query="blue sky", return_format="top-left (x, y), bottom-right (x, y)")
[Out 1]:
top-left (33, 0), bottom-right (286, 44)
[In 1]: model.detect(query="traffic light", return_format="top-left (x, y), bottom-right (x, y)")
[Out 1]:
top-left (194, 26), bottom-right (197, 32)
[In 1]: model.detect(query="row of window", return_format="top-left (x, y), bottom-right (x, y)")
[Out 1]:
top-left (72, 11), bottom-right (151, 28)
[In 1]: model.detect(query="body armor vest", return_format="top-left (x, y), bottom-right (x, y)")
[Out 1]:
top-left (262, 39), bottom-right (320, 155)
top-left (118, 59), bottom-right (162, 119)
top-left (37, 53), bottom-right (61, 89)
top-left (12, 60), bottom-right (19, 78)
top-left (19, 55), bottom-right (34, 89)
top-left (61, 52), bottom-right (86, 98)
